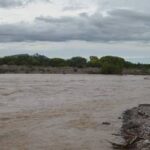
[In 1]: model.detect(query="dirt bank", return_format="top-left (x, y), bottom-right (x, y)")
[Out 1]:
top-left (0, 65), bottom-right (150, 75)
top-left (0, 65), bottom-right (100, 74)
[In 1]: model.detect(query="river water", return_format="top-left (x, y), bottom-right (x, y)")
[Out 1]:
top-left (0, 74), bottom-right (150, 150)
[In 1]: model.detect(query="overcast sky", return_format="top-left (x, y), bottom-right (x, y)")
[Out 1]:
top-left (0, 0), bottom-right (150, 63)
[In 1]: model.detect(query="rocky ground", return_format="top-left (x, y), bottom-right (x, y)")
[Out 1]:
top-left (112, 104), bottom-right (150, 150)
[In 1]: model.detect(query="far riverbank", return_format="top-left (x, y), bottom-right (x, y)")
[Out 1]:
top-left (0, 65), bottom-right (150, 75)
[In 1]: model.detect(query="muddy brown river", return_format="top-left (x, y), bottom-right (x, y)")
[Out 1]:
top-left (0, 74), bottom-right (150, 150)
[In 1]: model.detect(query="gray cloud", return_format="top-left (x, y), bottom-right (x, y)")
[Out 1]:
top-left (0, 0), bottom-right (23, 7)
top-left (62, 1), bottom-right (88, 11)
top-left (0, 0), bottom-right (51, 8)
top-left (0, 9), bottom-right (150, 42)
top-left (63, 5), bottom-right (86, 11)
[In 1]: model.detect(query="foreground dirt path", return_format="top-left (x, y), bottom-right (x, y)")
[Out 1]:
top-left (0, 74), bottom-right (150, 150)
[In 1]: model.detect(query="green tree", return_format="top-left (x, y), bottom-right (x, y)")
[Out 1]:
top-left (67, 57), bottom-right (87, 68)
top-left (49, 58), bottom-right (67, 67)
top-left (32, 53), bottom-right (50, 66)
top-left (99, 56), bottom-right (125, 74)
top-left (88, 56), bottom-right (101, 67)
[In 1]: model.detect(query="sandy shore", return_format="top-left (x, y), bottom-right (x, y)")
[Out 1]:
top-left (0, 74), bottom-right (150, 150)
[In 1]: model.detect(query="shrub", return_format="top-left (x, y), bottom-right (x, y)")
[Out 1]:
top-left (88, 56), bottom-right (101, 67)
top-left (100, 56), bottom-right (125, 74)
top-left (49, 58), bottom-right (67, 67)
top-left (67, 57), bottom-right (87, 68)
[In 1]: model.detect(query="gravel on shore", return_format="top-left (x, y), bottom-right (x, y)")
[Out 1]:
top-left (112, 104), bottom-right (150, 150)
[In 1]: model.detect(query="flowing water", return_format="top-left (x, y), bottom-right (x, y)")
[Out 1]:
top-left (0, 74), bottom-right (150, 150)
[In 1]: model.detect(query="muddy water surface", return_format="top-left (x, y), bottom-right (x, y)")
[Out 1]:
top-left (0, 74), bottom-right (150, 150)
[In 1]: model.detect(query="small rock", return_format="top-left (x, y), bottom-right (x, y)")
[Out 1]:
top-left (124, 121), bottom-right (140, 129)
top-left (102, 122), bottom-right (111, 125)
top-left (143, 140), bottom-right (150, 145)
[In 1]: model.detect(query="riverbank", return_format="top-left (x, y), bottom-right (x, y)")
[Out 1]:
top-left (123, 104), bottom-right (150, 149)
top-left (0, 65), bottom-right (150, 75)
top-left (112, 104), bottom-right (150, 149)
top-left (0, 65), bottom-right (100, 74)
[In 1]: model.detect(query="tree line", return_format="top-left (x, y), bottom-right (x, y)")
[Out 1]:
top-left (0, 54), bottom-right (149, 74)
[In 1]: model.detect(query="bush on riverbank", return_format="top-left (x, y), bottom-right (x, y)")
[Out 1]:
top-left (99, 56), bottom-right (125, 74)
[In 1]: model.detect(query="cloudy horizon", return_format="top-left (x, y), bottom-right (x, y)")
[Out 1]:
top-left (0, 0), bottom-right (150, 63)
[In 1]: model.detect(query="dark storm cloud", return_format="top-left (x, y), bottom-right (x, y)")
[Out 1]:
top-left (0, 9), bottom-right (150, 42)
top-left (0, 0), bottom-right (51, 8)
